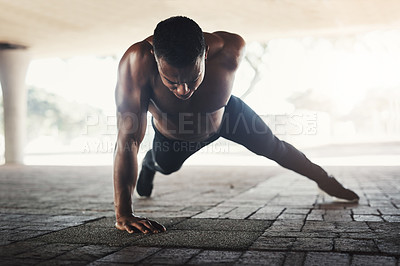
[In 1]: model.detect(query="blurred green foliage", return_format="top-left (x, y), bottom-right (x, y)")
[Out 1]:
top-left (0, 86), bottom-right (104, 144)
top-left (26, 86), bottom-right (104, 143)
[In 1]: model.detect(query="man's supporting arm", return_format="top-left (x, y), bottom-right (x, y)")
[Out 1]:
top-left (113, 42), bottom-right (166, 234)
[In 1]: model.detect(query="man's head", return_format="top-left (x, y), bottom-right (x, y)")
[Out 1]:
top-left (153, 16), bottom-right (206, 67)
top-left (153, 16), bottom-right (208, 100)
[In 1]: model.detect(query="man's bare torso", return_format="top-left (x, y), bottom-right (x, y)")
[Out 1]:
top-left (116, 32), bottom-right (245, 142)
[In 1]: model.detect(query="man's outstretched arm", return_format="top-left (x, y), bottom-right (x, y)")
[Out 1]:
top-left (113, 42), bottom-right (166, 234)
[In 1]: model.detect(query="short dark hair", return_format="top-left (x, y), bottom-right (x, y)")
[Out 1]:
top-left (153, 16), bottom-right (206, 68)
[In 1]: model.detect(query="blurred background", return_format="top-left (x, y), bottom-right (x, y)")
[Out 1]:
top-left (1, 0), bottom-right (399, 166)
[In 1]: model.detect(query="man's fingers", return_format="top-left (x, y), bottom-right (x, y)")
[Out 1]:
top-left (149, 220), bottom-right (167, 232)
top-left (122, 223), bottom-right (146, 234)
top-left (142, 220), bottom-right (166, 233)
top-left (123, 224), bottom-right (134, 234)
top-left (140, 220), bottom-right (158, 233)
top-left (130, 222), bottom-right (149, 234)
top-left (116, 218), bottom-right (166, 234)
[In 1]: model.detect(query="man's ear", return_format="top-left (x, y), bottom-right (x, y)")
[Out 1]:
top-left (150, 48), bottom-right (154, 55)
top-left (205, 46), bottom-right (209, 60)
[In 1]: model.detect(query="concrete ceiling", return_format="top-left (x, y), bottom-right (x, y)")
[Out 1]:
top-left (1, 0), bottom-right (400, 58)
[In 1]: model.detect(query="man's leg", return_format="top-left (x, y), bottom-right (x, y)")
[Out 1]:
top-left (136, 150), bottom-right (157, 197)
top-left (219, 96), bottom-right (359, 201)
top-left (136, 119), bottom-right (219, 197)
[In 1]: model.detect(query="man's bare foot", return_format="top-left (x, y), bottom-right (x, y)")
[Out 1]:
top-left (317, 175), bottom-right (359, 201)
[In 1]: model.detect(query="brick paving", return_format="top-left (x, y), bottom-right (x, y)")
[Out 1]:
top-left (0, 164), bottom-right (399, 265)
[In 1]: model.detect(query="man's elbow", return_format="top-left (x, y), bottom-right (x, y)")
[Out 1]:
top-left (116, 134), bottom-right (141, 154)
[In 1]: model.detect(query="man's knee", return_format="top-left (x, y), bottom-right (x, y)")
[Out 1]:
top-left (154, 160), bottom-right (182, 175)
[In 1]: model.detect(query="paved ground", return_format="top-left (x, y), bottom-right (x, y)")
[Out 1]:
top-left (0, 164), bottom-right (399, 265)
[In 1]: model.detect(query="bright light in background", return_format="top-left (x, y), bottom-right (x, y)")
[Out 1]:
top-left (26, 56), bottom-right (119, 113)
top-left (1, 29), bottom-right (399, 165)
top-left (232, 30), bottom-right (400, 148)
top-left (238, 30), bottom-right (400, 116)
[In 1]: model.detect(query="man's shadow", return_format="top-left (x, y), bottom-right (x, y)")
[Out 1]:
top-left (315, 201), bottom-right (359, 209)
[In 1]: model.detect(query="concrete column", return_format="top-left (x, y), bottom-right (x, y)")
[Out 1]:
top-left (0, 44), bottom-right (30, 164)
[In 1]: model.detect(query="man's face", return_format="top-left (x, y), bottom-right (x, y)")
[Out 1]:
top-left (156, 55), bottom-right (206, 101)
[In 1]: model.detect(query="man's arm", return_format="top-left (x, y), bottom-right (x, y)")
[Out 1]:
top-left (113, 42), bottom-right (165, 234)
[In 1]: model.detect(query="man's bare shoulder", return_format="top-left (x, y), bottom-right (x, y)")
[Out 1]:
top-left (205, 31), bottom-right (246, 70)
top-left (211, 31), bottom-right (245, 48)
top-left (119, 39), bottom-right (155, 70)
top-left (115, 39), bottom-right (155, 110)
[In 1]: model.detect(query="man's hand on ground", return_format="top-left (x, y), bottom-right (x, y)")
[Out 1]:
top-left (115, 215), bottom-right (166, 234)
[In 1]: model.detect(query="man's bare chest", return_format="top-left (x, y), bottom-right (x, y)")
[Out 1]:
top-left (150, 77), bottom-right (231, 114)
top-left (147, 79), bottom-right (231, 141)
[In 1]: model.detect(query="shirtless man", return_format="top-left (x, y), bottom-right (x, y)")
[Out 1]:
top-left (113, 16), bottom-right (359, 234)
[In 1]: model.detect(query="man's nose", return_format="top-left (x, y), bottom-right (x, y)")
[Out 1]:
top-left (176, 83), bottom-right (189, 95)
